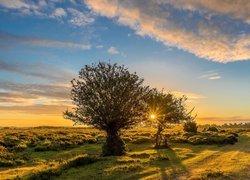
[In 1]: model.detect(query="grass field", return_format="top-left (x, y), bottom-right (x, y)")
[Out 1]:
top-left (0, 127), bottom-right (249, 180)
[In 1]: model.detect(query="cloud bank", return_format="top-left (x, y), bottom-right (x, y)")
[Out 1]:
top-left (167, 0), bottom-right (250, 24)
top-left (85, 0), bottom-right (250, 62)
top-left (0, 32), bottom-right (91, 50)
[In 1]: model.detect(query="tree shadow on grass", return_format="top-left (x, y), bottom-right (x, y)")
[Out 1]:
top-left (155, 148), bottom-right (189, 179)
top-left (124, 147), bottom-right (189, 179)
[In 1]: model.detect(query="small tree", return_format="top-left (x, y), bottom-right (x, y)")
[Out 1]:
top-left (64, 62), bottom-right (149, 156)
top-left (183, 120), bottom-right (198, 133)
top-left (147, 89), bottom-right (194, 148)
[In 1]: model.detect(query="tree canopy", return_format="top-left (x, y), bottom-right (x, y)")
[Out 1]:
top-left (64, 62), bottom-right (149, 155)
top-left (147, 89), bottom-right (195, 148)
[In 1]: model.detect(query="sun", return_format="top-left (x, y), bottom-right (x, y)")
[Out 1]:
top-left (150, 114), bottom-right (156, 120)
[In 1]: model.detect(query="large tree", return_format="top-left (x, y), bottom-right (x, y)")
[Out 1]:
top-left (64, 62), bottom-right (149, 156)
top-left (147, 89), bottom-right (195, 148)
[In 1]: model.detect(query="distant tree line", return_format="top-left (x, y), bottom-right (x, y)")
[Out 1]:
top-left (200, 123), bottom-right (250, 128)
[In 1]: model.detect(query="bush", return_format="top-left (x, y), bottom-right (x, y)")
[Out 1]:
top-left (187, 133), bottom-right (238, 145)
top-left (0, 159), bottom-right (15, 167)
top-left (83, 136), bottom-right (97, 144)
top-left (129, 153), bottom-right (150, 158)
top-left (0, 146), bottom-right (28, 167)
top-left (131, 136), bottom-right (152, 144)
top-left (29, 168), bottom-right (61, 180)
top-left (28, 155), bottom-right (98, 180)
top-left (170, 136), bottom-right (189, 143)
top-left (207, 126), bottom-right (219, 132)
top-left (12, 142), bottom-right (28, 152)
top-left (63, 155), bottom-right (99, 169)
top-left (3, 136), bottom-right (20, 147)
top-left (230, 132), bottom-right (239, 137)
top-left (122, 136), bottom-right (132, 142)
top-left (183, 121), bottom-right (198, 133)
top-left (188, 135), bottom-right (208, 145)
top-left (183, 132), bottom-right (196, 137)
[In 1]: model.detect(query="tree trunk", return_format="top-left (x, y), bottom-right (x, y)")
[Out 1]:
top-left (155, 126), bottom-right (163, 148)
top-left (102, 129), bottom-right (127, 156)
top-left (154, 125), bottom-right (170, 149)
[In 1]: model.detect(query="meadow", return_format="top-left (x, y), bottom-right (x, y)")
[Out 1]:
top-left (0, 126), bottom-right (249, 180)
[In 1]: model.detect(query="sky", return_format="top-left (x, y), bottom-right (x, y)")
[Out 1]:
top-left (0, 0), bottom-right (250, 126)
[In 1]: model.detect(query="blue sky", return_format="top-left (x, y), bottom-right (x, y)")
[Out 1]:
top-left (0, 0), bottom-right (250, 126)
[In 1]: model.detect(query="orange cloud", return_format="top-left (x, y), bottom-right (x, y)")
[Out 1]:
top-left (166, 0), bottom-right (250, 24)
top-left (85, 0), bottom-right (250, 62)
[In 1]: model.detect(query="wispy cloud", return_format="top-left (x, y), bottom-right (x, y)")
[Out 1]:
top-left (200, 71), bottom-right (222, 80)
top-left (0, 82), bottom-right (71, 100)
top-left (0, 0), bottom-right (47, 16)
top-left (0, 60), bottom-right (75, 82)
top-left (166, 90), bottom-right (206, 105)
top-left (170, 91), bottom-right (206, 100)
top-left (85, 0), bottom-right (250, 62)
top-left (0, 0), bottom-right (38, 10)
top-left (67, 8), bottom-right (95, 26)
top-left (50, 7), bottom-right (67, 18)
top-left (107, 46), bottom-right (119, 55)
top-left (0, 0), bottom-right (95, 27)
top-left (0, 104), bottom-right (70, 115)
top-left (96, 45), bottom-right (104, 48)
top-left (0, 32), bottom-right (91, 50)
top-left (0, 81), bottom-right (73, 115)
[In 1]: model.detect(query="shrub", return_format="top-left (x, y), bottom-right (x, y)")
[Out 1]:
top-left (225, 135), bottom-right (238, 144)
top-left (156, 154), bottom-right (169, 161)
top-left (183, 121), bottom-right (198, 133)
top-left (0, 146), bottom-right (28, 167)
top-left (0, 159), bottom-right (15, 167)
top-left (207, 126), bottom-right (219, 132)
top-left (0, 145), bottom-right (6, 152)
top-left (28, 155), bottom-right (98, 180)
top-left (28, 168), bottom-right (61, 180)
top-left (201, 170), bottom-right (230, 179)
top-left (135, 132), bottom-right (152, 136)
top-left (34, 140), bottom-right (52, 151)
top-left (12, 142), bottom-right (28, 152)
top-left (131, 136), bottom-right (152, 144)
top-left (122, 136), bottom-right (132, 142)
top-left (63, 155), bottom-right (99, 169)
top-left (170, 136), bottom-right (188, 143)
top-left (83, 136), bottom-right (97, 144)
top-left (3, 136), bottom-right (20, 147)
top-left (187, 133), bottom-right (238, 145)
top-left (183, 132), bottom-right (196, 137)
top-left (34, 145), bottom-right (50, 152)
top-left (188, 135), bottom-right (208, 145)
top-left (230, 132), bottom-right (239, 137)
top-left (129, 153), bottom-right (150, 158)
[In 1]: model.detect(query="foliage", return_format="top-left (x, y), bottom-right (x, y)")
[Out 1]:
top-left (64, 62), bottom-right (149, 156)
top-left (183, 120), bottom-right (198, 133)
top-left (28, 155), bottom-right (99, 180)
top-left (131, 136), bottom-right (152, 144)
top-left (146, 89), bottom-right (195, 148)
top-left (206, 126), bottom-right (219, 132)
top-left (169, 131), bottom-right (238, 145)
